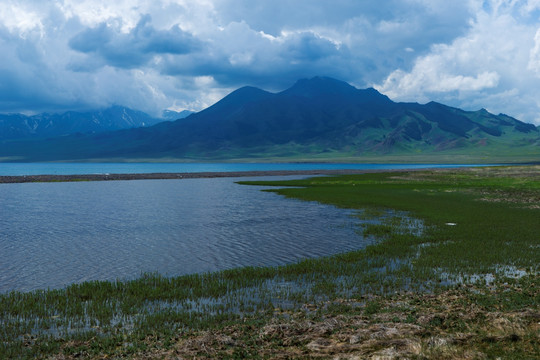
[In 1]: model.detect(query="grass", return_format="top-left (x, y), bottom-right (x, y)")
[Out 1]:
top-left (2, 137), bottom-right (540, 164)
top-left (0, 165), bottom-right (538, 358)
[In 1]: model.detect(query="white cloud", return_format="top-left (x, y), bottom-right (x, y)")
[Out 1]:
top-left (0, 2), bottom-right (44, 35)
top-left (528, 28), bottom-right (540, 76)
top-left (376, 0), bottom-right (540, 124)
top-left (380, 67), bottom-right (500, 97)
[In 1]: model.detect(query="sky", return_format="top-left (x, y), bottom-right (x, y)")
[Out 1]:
top-left (1, 0), bottom-right (540, 125)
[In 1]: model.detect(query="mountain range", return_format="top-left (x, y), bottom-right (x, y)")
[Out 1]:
top-left (0, 106), bottom-right (196, 141)
top-left (1, 77), bottom-right (539, 162)
top-left (0, 106), bottom-right (161, 140)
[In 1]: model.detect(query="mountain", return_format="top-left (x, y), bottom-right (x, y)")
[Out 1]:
top-left (0, 106), bottom-right (163, 140)
top-left (161, 109), bottom-right (195, 121)
top-left (0, 77), bottom-right (539, 162)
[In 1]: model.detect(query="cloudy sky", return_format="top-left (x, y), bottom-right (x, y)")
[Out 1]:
top-left (2, 0), bottom-right (540, 125)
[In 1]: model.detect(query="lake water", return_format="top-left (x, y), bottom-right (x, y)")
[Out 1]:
top-left (0, 162), bottom-right (480, 176)
top-left (0, 176), bottom-right (371, 293)
top-left (0, 162), bottom-right (487, 293)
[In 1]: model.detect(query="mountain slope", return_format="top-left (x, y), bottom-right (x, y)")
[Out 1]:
top-left (0, 106), bottom-right (163, 140)
top-left (153, 76), bottom-right (538, 155)
top-left (0, 77), bottom-right (538, 162)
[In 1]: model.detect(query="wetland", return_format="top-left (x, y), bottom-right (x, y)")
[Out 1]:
top-left (0, 166), bottom-right (538, 359)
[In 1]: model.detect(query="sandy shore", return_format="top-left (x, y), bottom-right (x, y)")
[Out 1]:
top-left (0, 169), bottom-right (408, 183)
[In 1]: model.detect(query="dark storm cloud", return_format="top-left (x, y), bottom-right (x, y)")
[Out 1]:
top-left (285, 32), bottom-right (341, 61)
top-left (68, 15), bottom-right (200, 69)
top-left (159, 22), bottom-right (351, 91)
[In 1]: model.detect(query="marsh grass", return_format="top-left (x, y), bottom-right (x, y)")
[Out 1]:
top-left (1, 166), bottom-right (538, 358)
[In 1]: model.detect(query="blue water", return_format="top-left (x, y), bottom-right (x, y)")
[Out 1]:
top-left (0, 162), bottom-right (492, 293)
top-left (0, 162), bottom-right (483, 176)
top-left (0, 176), bottom-right (370, 293)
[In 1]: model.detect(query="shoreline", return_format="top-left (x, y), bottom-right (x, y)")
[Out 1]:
top-left (0, 166), bottom-right (540, 359)
top-left (1, 166), bottom-right (537, 359)
top-left (0, 168), bottom-right (430, 183)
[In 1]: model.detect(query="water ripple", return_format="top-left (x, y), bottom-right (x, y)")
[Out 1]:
top-left (0, 177), bottom-right (368, 292)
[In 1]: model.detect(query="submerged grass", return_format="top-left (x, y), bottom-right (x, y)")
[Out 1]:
top-left (0, 165), bottom-right (538, 359)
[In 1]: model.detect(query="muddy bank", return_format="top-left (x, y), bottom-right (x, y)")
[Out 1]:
top-left (61, 285), bottom-right (539, 359)
top-left (0, 168), bottom-right (419, 183)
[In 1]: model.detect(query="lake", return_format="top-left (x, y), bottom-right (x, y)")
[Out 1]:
top-left (0, 176), bottom-right (372, 293)
top-left (0, 162), bottom-right (482, 293)
top-left (0, 162), bottom-right (481, 176)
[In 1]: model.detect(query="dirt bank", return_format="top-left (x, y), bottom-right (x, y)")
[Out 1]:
top-left (0, 168), bottom-right (418, 183)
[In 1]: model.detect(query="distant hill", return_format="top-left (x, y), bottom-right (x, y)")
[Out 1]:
top-left (0, 106), bottom-right (163, 140)
top-left (0, 77), bottom-right (539, 162)
top-left (161, 110), bottom-right (195, 121)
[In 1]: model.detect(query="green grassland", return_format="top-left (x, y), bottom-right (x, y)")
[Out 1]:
top-left (1, 125), bottom-right (539, 164)
top-left (0, 166), bottom-right (538, 359)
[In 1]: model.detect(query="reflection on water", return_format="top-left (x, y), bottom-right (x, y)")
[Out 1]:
top-left (0, 176), bottom-right (368, 293)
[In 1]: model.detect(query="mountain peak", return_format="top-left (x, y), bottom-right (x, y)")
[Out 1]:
top-left (281, 76), bottom-right (358, 98)
top-left (279, 77), bottom-right (391, 106)
top-left (162, 109), bottom-right (195, 121)
top-left (294, 76), bottom-right (352, 87)
top-left (193, 85), bottom-right (273, 119)
top-left (230, 85), bottom-right (272, 99)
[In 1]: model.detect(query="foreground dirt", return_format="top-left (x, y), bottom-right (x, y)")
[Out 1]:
top-left (50, 284), bottom-right (538, 360)
top-left (165, 290), bottom-right (539, 359)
